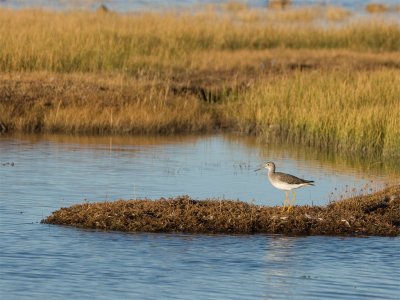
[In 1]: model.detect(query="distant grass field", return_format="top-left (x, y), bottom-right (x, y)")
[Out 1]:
top-left (0, 7), bottom-right (399, 158)
top-left (0, 8), bottom-right (399, 73)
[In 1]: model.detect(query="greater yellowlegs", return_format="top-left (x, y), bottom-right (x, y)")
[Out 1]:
top-left (255, 162), bottom-right (314, 212)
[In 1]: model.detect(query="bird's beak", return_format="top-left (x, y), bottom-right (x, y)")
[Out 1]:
top-left (254, 167), bottom-right (262, 172)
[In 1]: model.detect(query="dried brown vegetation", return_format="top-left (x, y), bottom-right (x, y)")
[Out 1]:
top-left (42, 185), bottom-right (400, 236)
top-left (0, 72), bottom-right (216, 134)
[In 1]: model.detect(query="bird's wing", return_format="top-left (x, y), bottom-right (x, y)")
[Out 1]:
top-left (275, 172), bottom-right (314, 185)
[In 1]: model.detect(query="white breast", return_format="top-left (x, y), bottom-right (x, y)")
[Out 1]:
top-left (268, 178), bottom-right (305, 191)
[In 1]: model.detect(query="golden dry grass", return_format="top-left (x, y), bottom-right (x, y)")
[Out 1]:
top-left (325, 6), bottom-right (352, 21)
top-left (0, 72), bottom-right (214, 134)
top-left (41, 185), bottom-right (400, 236)
top-left (223, 1), bottom-right (249, 12)
top-left (0, 8), bottom-right (399, 75)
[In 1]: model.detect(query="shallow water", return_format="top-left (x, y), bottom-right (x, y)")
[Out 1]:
top-left (0, 134), bottom-right (399, 299)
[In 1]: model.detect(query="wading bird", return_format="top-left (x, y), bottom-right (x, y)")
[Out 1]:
top-left (255, 162), bottom-right (314, 212)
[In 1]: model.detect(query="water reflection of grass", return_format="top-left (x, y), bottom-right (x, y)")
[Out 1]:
top-left (222, 134), bottom-right (400, 180)
top-left (8, 132), bottom-right (205, 148)
top-left (1, 7), bottom-right (400, 158)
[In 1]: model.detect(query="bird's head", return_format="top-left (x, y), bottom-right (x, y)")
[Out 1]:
top-left (264, 162), bottom-right (275, 171)
top-left (255, 161), bottom-right (275, 172)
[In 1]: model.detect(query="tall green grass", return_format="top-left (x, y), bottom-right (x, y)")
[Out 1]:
top-left (222, 70), bottom-right (400, 158)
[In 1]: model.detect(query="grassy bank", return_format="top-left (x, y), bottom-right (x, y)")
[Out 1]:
top-left (2, 69), bottom-right (399, 157)
top-left (41, 185), bottom-right (400, 236)
top-left (1, 8), bottom-right (400, 157)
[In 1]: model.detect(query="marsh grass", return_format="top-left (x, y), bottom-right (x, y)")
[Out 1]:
top-left (222, 70), bottom-right (400, 158)
top-left (1, 8), bottom-right (400, 157)
top-left (0, 8), bottom-right (399, 74)
top-left (0, 72), bottom-right (214, 134)
top-left (41, 185), bottom-right (400, 236)
top-left (1, 68), bottom-right (400, 157)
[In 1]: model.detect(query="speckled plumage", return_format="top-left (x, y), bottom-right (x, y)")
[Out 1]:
top-left (270, 171), bottom-right (314, 186)
top-left (265, 162), bottom-right (314, 190)
top-left (257, 161), bottom-right (314, 212)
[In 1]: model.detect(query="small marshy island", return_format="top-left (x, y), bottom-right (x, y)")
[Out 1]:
top-left (42, 185), bottom-right (400, 236)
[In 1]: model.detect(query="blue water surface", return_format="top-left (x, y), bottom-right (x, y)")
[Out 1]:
top-left (0, 134), bottom-right (399, 299)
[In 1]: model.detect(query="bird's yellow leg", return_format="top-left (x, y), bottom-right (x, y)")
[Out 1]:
top-left (287, 191), bottom-right (297, 212)
top-left (281, 191), bottom-right (289, 212)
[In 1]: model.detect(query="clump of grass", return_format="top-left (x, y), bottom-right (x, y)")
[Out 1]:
top-left (96, 4), bottom-right (109, 14)
top-left (221, 70), bottom-right (400, 158)
top-left (268, 0), bottom-right (292, 10)
top-left (366, 3), bottom-right (389, 13)
top-left (41, 185), bottom-right (400, 236)
top-left (265, 6), bottom-right (321, 22)
top-left (325, 6), bottom-right (351, 21)
top-left (223, 1), bottom-right (249, 12)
